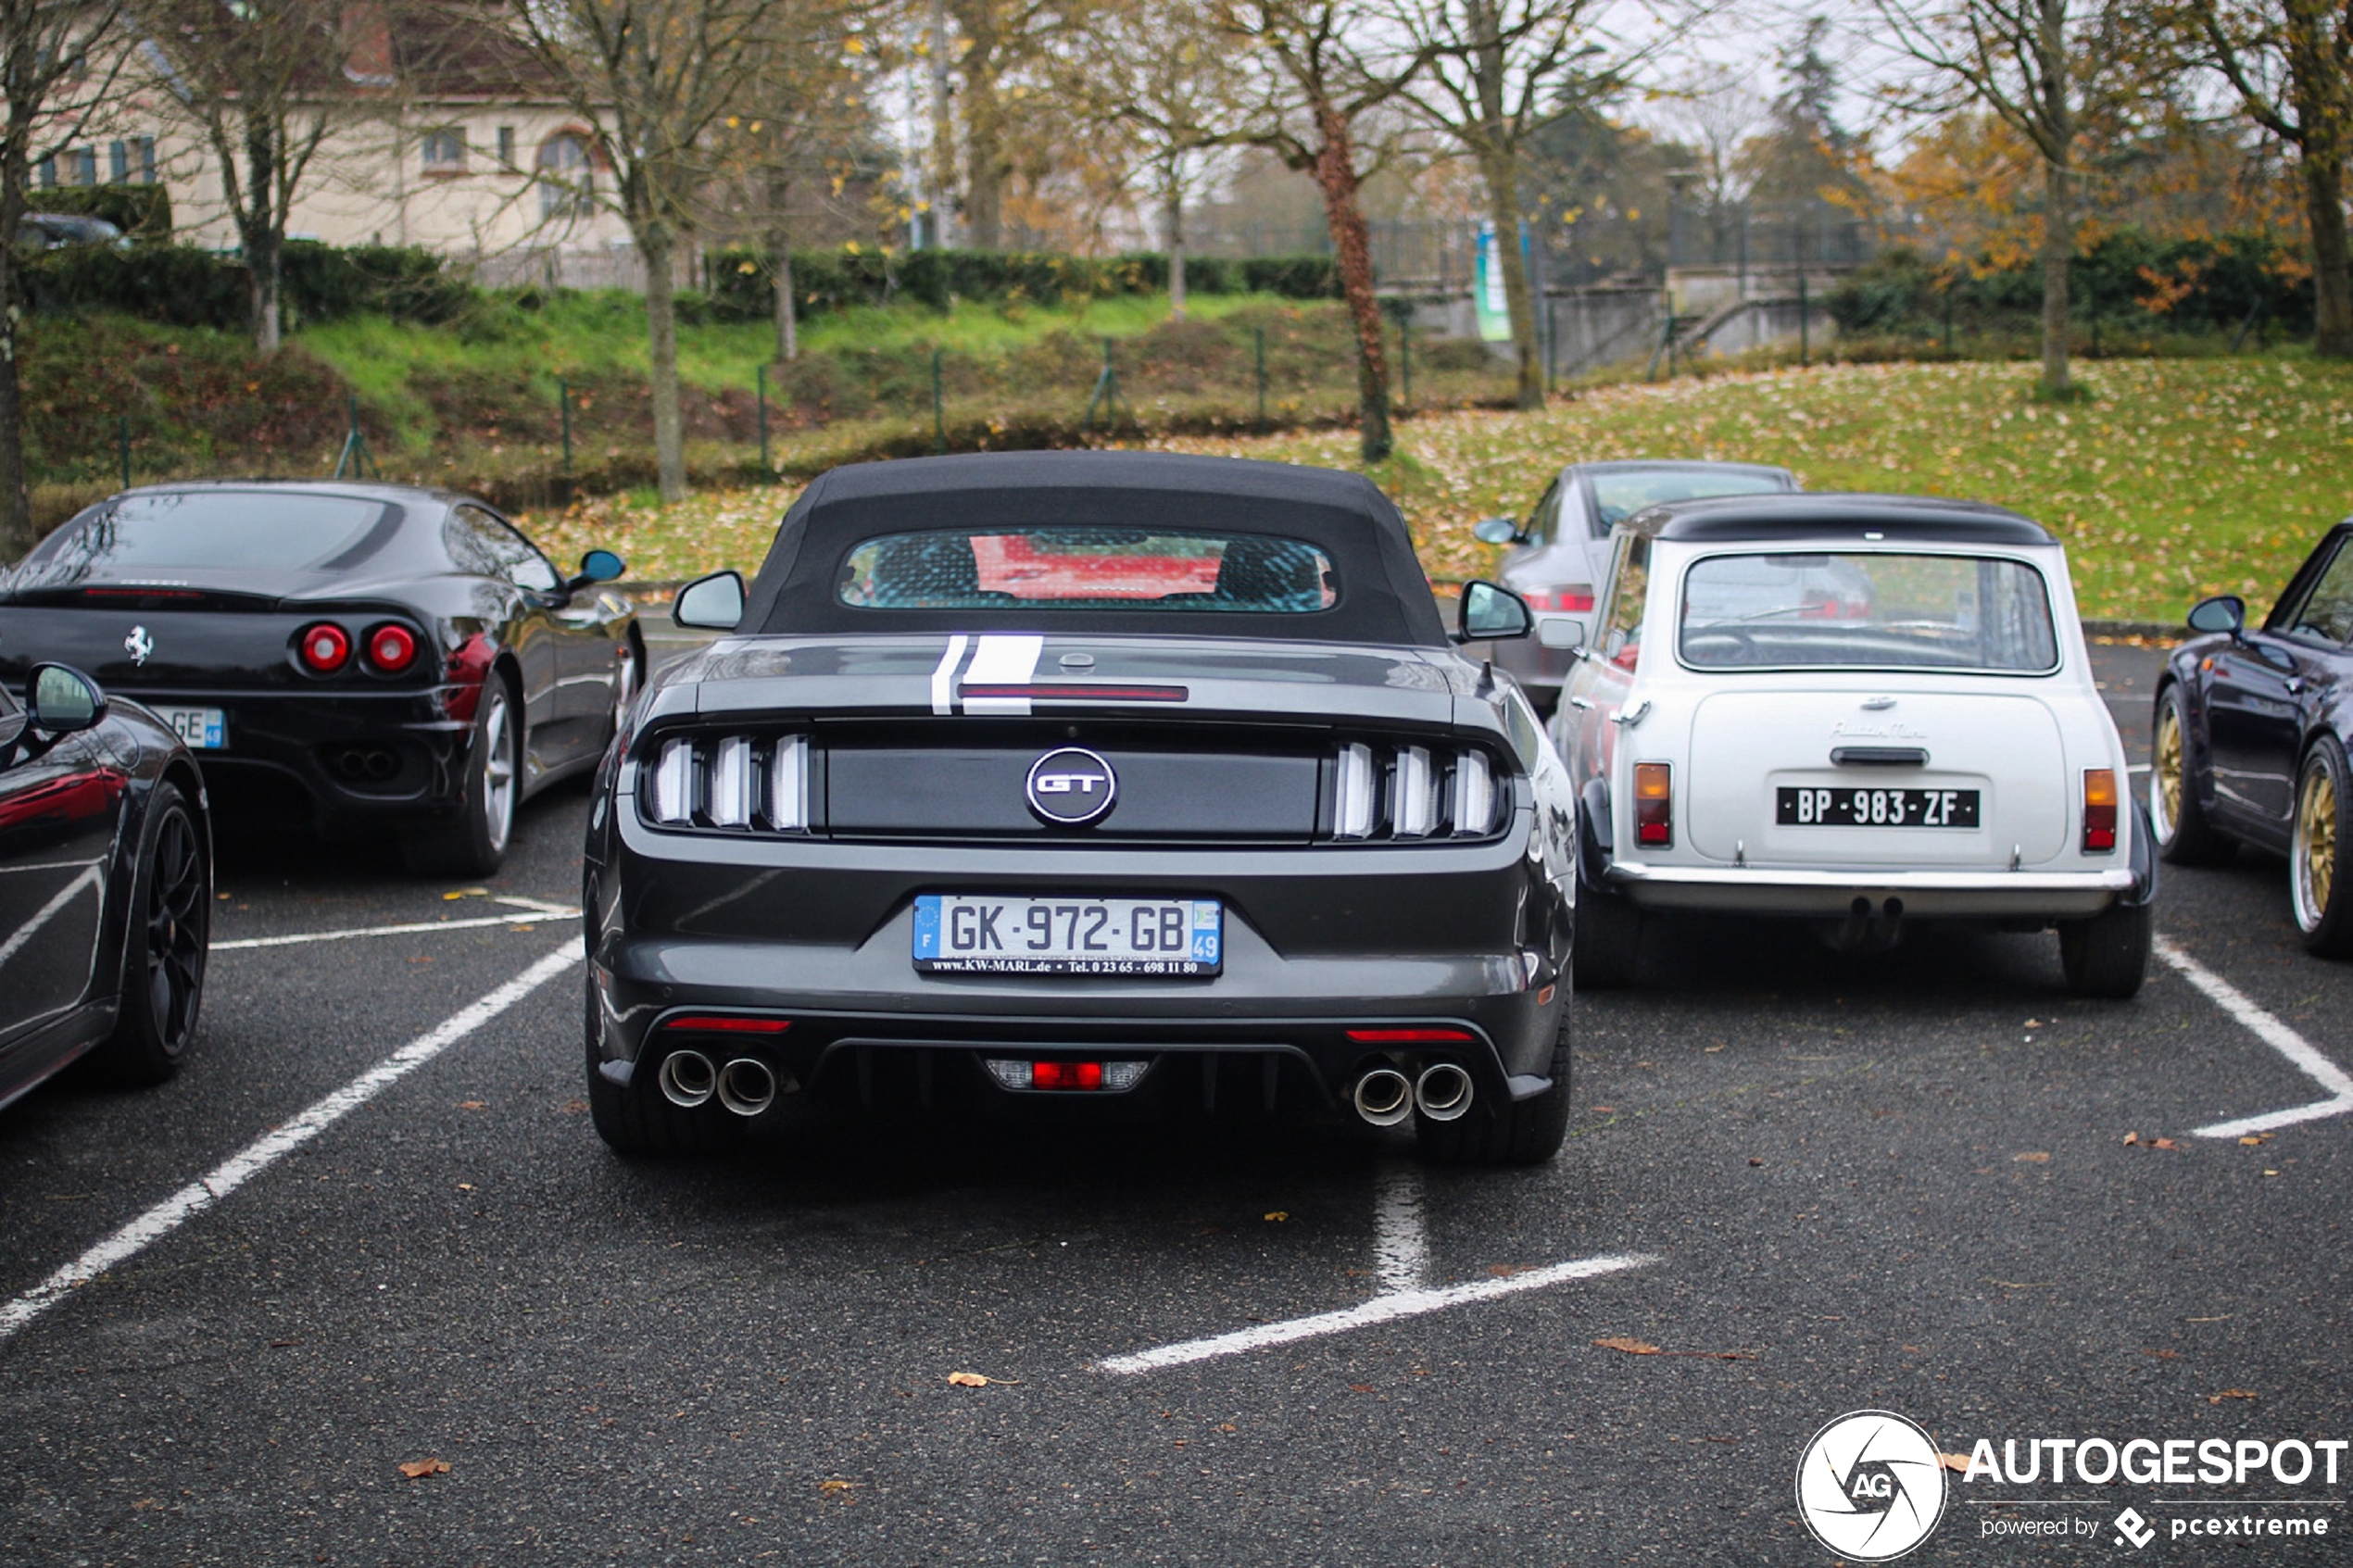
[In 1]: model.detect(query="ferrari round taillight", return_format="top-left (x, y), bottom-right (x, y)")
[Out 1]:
top-left (297, 622), bottom-right (350, 673)
top-left (366, 622), bottom-right (418, 673)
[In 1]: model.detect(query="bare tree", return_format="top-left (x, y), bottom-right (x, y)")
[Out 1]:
top-left (0, 0), bottom-right (125, 553)
top-left (1211, 0), bottom-right (1426, 460)
top-left (939, 0), bottom-right (1088, 247)
top-left (1663, 63), bottom-right (1767, 209)
top-left (1876, 0), bottom-right (2124, 395)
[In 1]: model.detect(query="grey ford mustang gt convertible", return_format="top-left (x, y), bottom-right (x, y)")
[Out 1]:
top-left (582, 451), bottom-right (1580, 1164)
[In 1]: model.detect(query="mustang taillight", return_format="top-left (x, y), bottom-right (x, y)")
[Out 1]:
top-left (1523, 585), bottom-right (1595, 613)
top-left (296, 622), bottom-right (350, 673)
top-left (1633, 761), bottom-right (1672, 847)
top-left (645, 731), bottom-right (811, 832)
top-left (1332, 742), bottom-right (1503, 841)
top-left (2083, 768), bottom-right (2119, 853)
top-left (365, 622), bottom-right (419, 673)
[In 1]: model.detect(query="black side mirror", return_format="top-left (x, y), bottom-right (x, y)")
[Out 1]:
top-left (673, 570), bottom-right (746, 631)
top-left (28, 662), bottom-right (106, 734)
top-left (1472, 517), bottom-right (1527, 546)
top-left (2187, 595), bottom-right (2245, 637)
top-left (568, 548), bottom-right (625, 592)
top-left (1455, 580), bottom-right (1533, 643)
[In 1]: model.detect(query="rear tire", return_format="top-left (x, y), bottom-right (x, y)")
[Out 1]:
top-left (2291, 738), bottom-right (2353, 957)
top-left (585, 982), bottom-right (741, 1156)
top-left (1416, 1010), bottom-right (1572, 1167)
top-left (1572, 879), bottom-right (1642, 991)
top-left (2152, 684), bottom-right (2233, 865)
top-left (89, 782), bottom-right (210, 1086)
top-left (403, 675), bottom-right (519, 879)
top-left (2058, 897), bottom-right (2152, 998)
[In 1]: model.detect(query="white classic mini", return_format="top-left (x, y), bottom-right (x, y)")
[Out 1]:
top-left (1545, 493), bottom-right (2152, 996)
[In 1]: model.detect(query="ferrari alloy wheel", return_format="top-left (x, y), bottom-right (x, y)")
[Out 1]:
top-left (2151, 684), bottom-right (2233, 865)
top-left (2292, 740), bottom-right (2353, 956)
top-left (91, 782), bottom-right (209, 1085)
top-left (403, 676), bottom-right (520, 878)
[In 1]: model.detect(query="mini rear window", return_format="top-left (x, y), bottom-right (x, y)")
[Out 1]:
top-left (31, 492), bottom-right (391, 572)
top-left (1680, 551), bottom-right (2058, 672)
top-left (837, 529), bottom-right (1337, 613)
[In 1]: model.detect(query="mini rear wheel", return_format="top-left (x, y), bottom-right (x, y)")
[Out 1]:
top-left (2291, 738), bottom-right (2353, 957)
top-left (2058, 897), bottom-right (2152, 998)
top-left (1572, 879), bottom-right (1642, 991)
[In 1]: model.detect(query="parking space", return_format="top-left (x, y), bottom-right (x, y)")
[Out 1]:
top-left (1, 643), bottom-right (2348, 1563)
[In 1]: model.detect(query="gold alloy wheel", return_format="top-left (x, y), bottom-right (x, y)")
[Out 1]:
top-left (2299, 765), bottom-right (2337, 929)
top-left (2156, 707), bottom-right (2185, 837)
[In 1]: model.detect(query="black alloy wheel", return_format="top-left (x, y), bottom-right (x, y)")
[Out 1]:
top-left (92, 782), bottom-right (209, 1085)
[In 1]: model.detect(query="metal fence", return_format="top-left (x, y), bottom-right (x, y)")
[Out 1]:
top-left (1667, 201), bottom-right (1876, 272)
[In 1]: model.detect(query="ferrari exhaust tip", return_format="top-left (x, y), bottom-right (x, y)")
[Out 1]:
top-left (716, 1057), bottom-right (778, 1118)
top-left (657, 1048), bottom-right (716, 1109)
top-left (1414, 1062), bottom-right (1474, 1123)
top-left (1352, 1067), bottom-right (1414, 1128)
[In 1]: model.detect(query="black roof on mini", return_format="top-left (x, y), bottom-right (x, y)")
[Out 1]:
top-left (1626, 492), bottom-right (2055, 546)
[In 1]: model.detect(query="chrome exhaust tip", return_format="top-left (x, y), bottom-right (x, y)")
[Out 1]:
top-left (717, 1057), bottom-right (778, 1118)
top-left (1415, 1062), bottom-right (1474, 1123)
top-left (657, 1048), bottom-right (716, 1109)
top-left (1352, 1067), bottom-right (1414, 1128)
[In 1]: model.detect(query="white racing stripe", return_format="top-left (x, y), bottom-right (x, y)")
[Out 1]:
top-left (2155, 935), bottom-right (2353, 1137)
top-left (960, 633), bottom-right (1044, 714)
top-left (930, 633), bottom-right (970, 716)
top-left (0, 943), bottom-right (583, 1344)
top-left (1098, 1252), bottom-right (1658, 1374)
top-left (213, 898), bottom-right (578, 951)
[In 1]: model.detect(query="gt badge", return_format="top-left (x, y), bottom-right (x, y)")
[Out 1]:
top-left (1025, 746), bottom-right (1116, 826)
top-left (124, 625), bottom-right (154, 667)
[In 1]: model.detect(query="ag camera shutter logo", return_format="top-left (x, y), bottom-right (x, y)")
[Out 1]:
top-left (1795, 1410), bottom-right (1948, 1561)
top-left (1025, 747), bottom-right (1117, 825)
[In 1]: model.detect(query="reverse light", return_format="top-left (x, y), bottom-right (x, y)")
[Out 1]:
top-left (662, 1015), bottom-right (791, 1034)
top-left (644, 731), bottom-right (812, 832)
top-left (296, 621), bottom-right (350, 673)
top-left (2083, 768), bottom-right (2118, 852)
top-left (1392, 746), bottom-right (1437, 838)
top-left (1335, 742), bottom-right (1378, 839)
top-left (365, 622), bottom-right (418, 673)
top-left (1633, 761), bottom-right (1672, 847)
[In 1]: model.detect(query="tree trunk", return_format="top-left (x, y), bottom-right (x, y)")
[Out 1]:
top-left (641, 226), bottom-right (687, 502)
top-left (1479, 149), bottom-right (1541, 408)
top-left (766, 166), bottom-right (796, 362)
top-left (0, 145), bottom-right (30, 558)
top-left (1164, 181), bottom-right (1187, 321)
top-left (953, 0), bottom-right (1006, 249)
top-left (2282, 0), bottom-right (2353, 356)
top-left (243, 115), bottom-right (282, 351)
top-left (1307, 107), bottom-right (1390, 462)
top-left (2305, 153), bottom-right (2353, 357)
top-left (2039, 157), bottom-right (2071, 396)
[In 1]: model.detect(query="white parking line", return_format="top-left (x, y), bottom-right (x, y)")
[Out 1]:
top-left (0, 943), bottom-right (582, 1345)
top-left (2154, 936), bottom-right (2353, 1138)
top-left (1372, 1164), bottom-right (1427, 1294)
top-left (213, 897), bottom-right (579, 951)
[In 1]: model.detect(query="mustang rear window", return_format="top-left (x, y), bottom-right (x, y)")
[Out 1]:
top-left (837, 530), bottom-right (1337, 613)
top-left (1679, 552), bottom-right (2058, 672)
top-left (31, 492), bottom-right (390, 572)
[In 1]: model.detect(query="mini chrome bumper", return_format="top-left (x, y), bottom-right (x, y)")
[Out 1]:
top-left (1603, 863), bottom-right (2138, 918)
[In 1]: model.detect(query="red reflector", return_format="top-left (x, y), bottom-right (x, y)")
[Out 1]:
top-left (1346, 1027), bottom-right (1474, 1043)
top-left (367, 623), bottom-right (418, 672)
top-left (1032, 1060), bottom-right (1104, 1090)
top-left (297, 622), bottom-right (350, 673)
top-left (662, 1015), bottom-right (791, 1034)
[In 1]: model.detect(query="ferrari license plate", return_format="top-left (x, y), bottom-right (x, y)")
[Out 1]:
top-left (152, 706), bottom-right (228, 749)
top-left (1778, 786), bottom-right (1980, 828)
top-left (912, 895), bottom-right (1222, 975)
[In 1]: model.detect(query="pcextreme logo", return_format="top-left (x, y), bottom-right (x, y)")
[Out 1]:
top-left (1795, 1410), bottom-right (1950, 1561)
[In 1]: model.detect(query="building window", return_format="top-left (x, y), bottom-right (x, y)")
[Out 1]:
top-left (136, 137), bottom-right (155, 185)
top-left (535, 133), bottom-right (593, 219)
top-left (36, 156), bottom-right (53, 189)
top-left (71, 146), bottom-right (95, 186)
top-left (422, 129), bottom-right (465, 174)
top-left (108, 140), bottom-right (126, 182)
top-left (497, 125), bottom-right (515, 167)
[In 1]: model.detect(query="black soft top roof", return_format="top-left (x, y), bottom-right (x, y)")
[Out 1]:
top-left (1629, 492), bottom-right (2055, 546)
top-left (740, 450), bottom-right (1448, 646)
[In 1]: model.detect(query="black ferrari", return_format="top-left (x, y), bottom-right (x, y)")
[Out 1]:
top-left (0, 482), bottom-right (641, 875)
top-left (2155, 521), bottom-right (2353, 953)
top-left (583, 451), bottom-right (1582, 1165)
top-left (0, 662), bottom-right (210, 1110)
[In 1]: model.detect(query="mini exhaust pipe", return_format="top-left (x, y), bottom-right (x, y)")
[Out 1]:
top-left (717, 1057), bottom-right (778, 1118)
top-left (1352, 1067), bottom-right (1414, 1128)
top-left (1415, 1062), bottom-right (1475, 1123)
top-left (657, 1048), bottom-right (715, 1109)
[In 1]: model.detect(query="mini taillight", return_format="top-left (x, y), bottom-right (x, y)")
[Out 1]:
top-left (1633, 761), bottom-right (1672, 847)
top-left (1523, 585), bottom-right (1595, 613)
top-left (2083, 768), bottom-right (2118, 852)
top-left (662, 1015), bottom-right (790, 1033)
top-left (365, 622), bottom-right (418, 672)
top-left (297, 622), bottom-right (350, 673)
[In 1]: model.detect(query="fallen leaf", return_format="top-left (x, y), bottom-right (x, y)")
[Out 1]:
top-left (1487, 1264), bottom-right (1529, 1277)
top-left (2209, 1389), bottom-right (2258, 1403)
top-left (2154, 1137), bottom-right (2180, 1150)
top-left (2262, 1169), bottom-right (2281, 1177)
top-left (397, 1458), bottom-right (449, 1479)
top-left (2024, 1019), bottom-right (2045, 1029)
top-left (1593, 1336), bottom-right (1660, 1355)
top-left (1217, 1423), bottom-right (1237, 1432)
top-left (2122, 1132), bottom-right (2141, 1146)
top-left (1263, 1211), bottom-right (1289, 1223)
top-left (1939, 1452), bottom-right (1972, 1474)
top-left (2013, 1151), bottom-right (2051, 1163)
top-left (457, 1100), bottom-right (485, 1110)
top-left (1348, 1384), bottom-right (1375, 1393)
top-left (559, 1098), bottom-right (588, 1114)
top-left (947, 1371), bottom-right (1018, 1386)
top-left (2239, 1134), bottom-right (2271, 1146)
top-left (2145, 1348), bottom-right (2182, 1360)
top-left (1748, 1157), bottom-right (1766, 1167)
top-left (1590, 1105), bottom-right (1615, 1114)
top-left (456, 1183), bottom-right (474, 1192)
top-left (131, 1497), bottom-right (162, 1511)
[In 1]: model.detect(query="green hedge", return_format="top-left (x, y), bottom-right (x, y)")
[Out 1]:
top-left (26, 183), bottom-right (172, 239)
top-left (24, 241), bottom-right (471, 330)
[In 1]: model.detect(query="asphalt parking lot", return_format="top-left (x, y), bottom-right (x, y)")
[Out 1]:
top-left (2, 638), bottom-right (2347, 1566)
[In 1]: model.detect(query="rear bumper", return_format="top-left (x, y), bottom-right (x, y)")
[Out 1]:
top-left (1604, 862), bottom-right (2138, 917)
top-left (107, 687), bottom-right (472, 824)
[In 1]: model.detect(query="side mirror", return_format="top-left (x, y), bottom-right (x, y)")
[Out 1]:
top-left (1455, 580), bottom-right (1533, 643)
top-left (28, 662), bottom-right (106, 734)
top-left (673, 570), bottom-right (746, 631)
top-left (570, 548), bottom-right (626, 591)
top-left (2187, 594), bottom-right (2245, 637)
top-left (1472, 517), bottom-right (1526, 546)
top-left (1536, 614), bottom-right (1589, 652)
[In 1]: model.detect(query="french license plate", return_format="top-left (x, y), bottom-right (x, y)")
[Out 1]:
top-left (152, 706), bottom-right (228, 749)
top-left (912, 894), bottom-right (1222, 975)
top-left (1777, 786), bottom-right (1980, 828)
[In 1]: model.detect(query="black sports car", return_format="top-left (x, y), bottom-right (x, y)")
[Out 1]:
top-left (2155, 521), bottom-right (2353, 952)
top-left (0, 662), bottom-right (210, 1110)
top-left (0, 482), bottom-right (640, 875)
top-left (583, 451), bottom-right (1581, 1164)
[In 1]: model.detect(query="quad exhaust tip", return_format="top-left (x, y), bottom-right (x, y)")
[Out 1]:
top-left (1415, 1062), bottom-right (1475, 1123)
top-left (1352, 1067), bottom-right (1414, 1128)
top-left (658, 1048), bottom-right (716, 1109)
top-left (717, 1057), bottom-right (778, 1118)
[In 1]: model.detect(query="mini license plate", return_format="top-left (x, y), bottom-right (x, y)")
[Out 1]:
top-left (152, 706), bottom-right (228, 750)
top-left (1777, 785), bottom-right (1981, 829)
top-left (912, 895), bottom-right (1222, 975)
